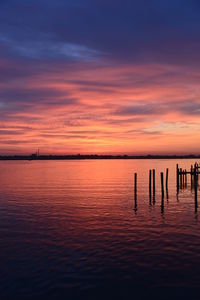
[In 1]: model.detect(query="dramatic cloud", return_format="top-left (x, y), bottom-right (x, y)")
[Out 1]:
top-left (0, 0), bottom-right (200, 154)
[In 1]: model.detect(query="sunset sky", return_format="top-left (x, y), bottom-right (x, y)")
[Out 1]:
top-left (1, 0), bottom-right (200, 154)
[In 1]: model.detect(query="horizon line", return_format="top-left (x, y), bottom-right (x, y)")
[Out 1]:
top-left (1, 153), bottom-right (200, 161)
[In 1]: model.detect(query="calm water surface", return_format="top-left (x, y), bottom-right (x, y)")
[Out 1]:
top-left (0, 159), bottom-right (200, 299)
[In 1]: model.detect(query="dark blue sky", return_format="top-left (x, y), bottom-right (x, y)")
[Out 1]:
top-left (1, 0), bottom-right (200, 65)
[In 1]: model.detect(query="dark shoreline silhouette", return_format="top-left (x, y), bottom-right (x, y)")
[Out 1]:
top-left (0, 154), bottom-right (200, 161)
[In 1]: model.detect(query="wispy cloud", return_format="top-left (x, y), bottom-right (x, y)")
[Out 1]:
top-left (0, 35), bottom-right (101, 61)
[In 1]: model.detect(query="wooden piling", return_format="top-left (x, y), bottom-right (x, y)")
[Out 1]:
top-left (149, 170), bottom-right (152, 200)
top-left (134, 173), bottom-right (137, 211)
top-left (194, 166), bottom-right (198, 211)
top-left (134, 173), bottom-right (137, 200)
top-left (161, 172), bottom-right (164, 198)
top-left (153, 169), bottom-right (155, 195)
top-left (180, 168), bottom-right (183, 187)
top-left (176, 164), bottom-right (179, 191)
top-left (166, 168), bottom-right (169, 190)
top-left (194, 173), bottom-right (197, 191)
top-left (191, 165), bottom-right (193, 188)
top-left (195, 185), bottom-right (198, 213)
top-left (194, 165), bottom-right (197, 188)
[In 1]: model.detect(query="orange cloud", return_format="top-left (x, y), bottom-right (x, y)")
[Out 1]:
top-left (1, 62), bottom-right (200, 154)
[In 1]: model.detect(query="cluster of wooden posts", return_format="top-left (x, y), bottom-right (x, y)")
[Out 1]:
top-left (134, 168), bottom-right (169, 200)
top-left (177, 162), bottom-right (199, 212)
top-left (134, 162), bottom-right (200, 211)
top-left (176, 163), bottom-right (200, 191)
top-left (134, 168), bottom-right (169, 212)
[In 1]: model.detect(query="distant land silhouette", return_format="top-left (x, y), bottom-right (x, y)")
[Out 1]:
top-left (1, 154), bottom-right (200, 160)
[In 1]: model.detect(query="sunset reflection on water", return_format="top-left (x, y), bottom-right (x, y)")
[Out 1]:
top-left (0, 159), bottom-right (200, 299)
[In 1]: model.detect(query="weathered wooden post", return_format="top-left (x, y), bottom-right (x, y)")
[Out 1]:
top-left (166, 168), bottom-right (169, 190)
top-left (194, 166), bottom-right (198, 212)
top-left (152, 169), bottom-right (156, 203)
top-left (195, 163), bottom-right (198, 182)
top-left (194, 165), bottom-right (197, 188)
top-left (161, 172), bottom-right (164, 198)
top-left (176, 164), bottom-right (179, 191)
top-left (134, 173), bottom-right (137, 211)
top-left (134, 173), bottom-right (137, 199)
top-left (180, 168), bottom-right (183, 188)
top-left (191, 165), bottom-right (193, 188)
top-left (165, 168), bottom-right (169, 200)
top-left (149, 170), bottom-right (152, 202)
top-left (161, 172), bottom-right (164, 213)
top-left (153, 169), bottom-right (155, 195)
top-left (195, 179), bottom-right (198, 213)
